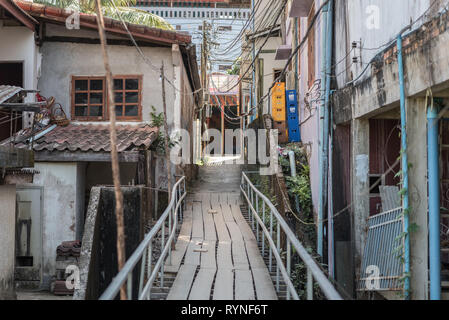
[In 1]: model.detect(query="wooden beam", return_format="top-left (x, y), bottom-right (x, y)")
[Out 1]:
top-left (0, 0), bottom-right (38, 31)
top-left (34, 150), bottom-right (143, 162)
top-left (0, 102), bottom-right (45, 112)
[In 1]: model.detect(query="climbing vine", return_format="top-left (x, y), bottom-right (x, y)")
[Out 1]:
top-left (393, 150), bottom-right (419, 299)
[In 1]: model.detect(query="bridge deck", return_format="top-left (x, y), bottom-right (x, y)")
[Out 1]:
top-left (165, 190), bottom-right (277, 300)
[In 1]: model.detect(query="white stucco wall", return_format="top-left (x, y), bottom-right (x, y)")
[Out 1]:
top-left (0, 25), bottom-right (41, 128)
top-left (37, 37), bottom-right (176, 128)
top-left (334, 0), bottom-right (440, 86)
top-left (33, 162), bottom-right (81, 285)
top-left (0, 25), bottom-right (40, 94)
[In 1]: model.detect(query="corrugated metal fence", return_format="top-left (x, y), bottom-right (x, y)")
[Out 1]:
top-left (358, 207), bottom-right (404, 292)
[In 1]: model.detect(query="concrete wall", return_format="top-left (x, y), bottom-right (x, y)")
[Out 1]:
top-left (0, 25), bottom-right (40, 97)
top-left (297, 0), bottom-right (326, 217)
top-left (0, 185), bottom-right (17, 300)
top-left (38, 24), bottom-right (176, 128)
top-left (334, 0), bottom-right (437, 86)
top-left (75, 187), bottom-right (145, 300)
top-left (33, 162), bottom-right (81, 287)
top-left (330, 4), bottom-right (449, 299)
top-left (38, 41), bottom-right (174, 126)
top-left (0, 25), bottom-right (41, 128)
top-left (258, 37), bottom-right (285, 115)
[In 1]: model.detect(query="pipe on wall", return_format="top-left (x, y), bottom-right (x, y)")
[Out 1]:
top-left (318, 0), bottom-right (329, 258)
top-left (427, 105), bottom-right (441, 300)
top-left (397, 33), bottom-right (411, 300)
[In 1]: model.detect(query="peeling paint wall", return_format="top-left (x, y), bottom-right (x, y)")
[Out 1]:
top-left (33, 162), bottom-right (81, 287)
top-left (37, 24), bottom-right (175, 127)
top-left (0, 185), bottom-right (17, 299)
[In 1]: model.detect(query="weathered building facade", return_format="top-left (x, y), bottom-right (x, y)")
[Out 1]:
top-left (1, 0), bottom-right (200, 294)
top-left (261, 0), bottom-right (449, 300)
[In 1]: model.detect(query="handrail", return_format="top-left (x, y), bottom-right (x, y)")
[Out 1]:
top-left (241, 172), bottom-right (342, 300)
top-left (100, 176), bottom-right (187, 300)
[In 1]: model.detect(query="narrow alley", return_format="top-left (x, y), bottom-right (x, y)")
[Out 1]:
top-left (166, 164), bottom-right (277, 300)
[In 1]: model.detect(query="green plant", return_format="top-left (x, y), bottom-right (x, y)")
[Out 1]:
top-left (285, 164), bottom-right (312, 217)
top-left (149, 106), bottom-right (177, 155)
top-left (34, 0), bottom-right (174, 30)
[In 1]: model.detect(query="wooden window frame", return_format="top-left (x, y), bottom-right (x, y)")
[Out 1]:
top-left (71, 75), bottom-right (142, 122)
top-left (113, 75), bottom-right (143, 121)
top-left (71, 76), bottom-right (106, 121)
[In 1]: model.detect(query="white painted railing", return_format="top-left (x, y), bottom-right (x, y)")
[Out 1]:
top-left (100, 177), bottom-right (186, 300)
top-left (241, 172), bottom-right (342, 300)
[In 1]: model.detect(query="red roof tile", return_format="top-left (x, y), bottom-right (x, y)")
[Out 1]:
top-left (14, 123), bottom-right (158, 153)
top-left (14, 0), bottom-right (192, 46)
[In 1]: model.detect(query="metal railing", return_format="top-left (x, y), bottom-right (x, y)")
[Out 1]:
top-left (357, 207), bottom-right (404, 291)
top-left (100, 177), bottom-right (187, 300)
top-left (240, 172), bottom-right (342, 300)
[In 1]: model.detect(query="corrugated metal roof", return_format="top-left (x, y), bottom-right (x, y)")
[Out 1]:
top-left (0, 85), bottom-right (23, 104)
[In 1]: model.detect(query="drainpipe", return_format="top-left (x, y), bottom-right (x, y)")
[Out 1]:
top-left (328, 91), bottom-right (335, 278)
top-left (319, 0), bottom-right (334, 258)
top-left (428, 105), bottom-right (441, 300)
top-left (318, 0), bottom-right (329, 258)
top-left (397, 31), bottom-right (411, 300)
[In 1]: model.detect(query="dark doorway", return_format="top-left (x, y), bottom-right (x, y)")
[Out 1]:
top-left (0, 62), bottom-right (24, 141)
top-left (0, 62), bottom-right (23, 86)
top-left (369, 119), bottom-right (401, 216)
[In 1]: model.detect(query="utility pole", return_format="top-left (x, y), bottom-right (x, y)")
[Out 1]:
top-left (251, 0), bottom-right (256, 124)
top-left (201, 20), bottom-right (210, 158)
top-left (94, 0), bottom-right (126, 300)
top-left (161, 62), bottom-right (172, 201)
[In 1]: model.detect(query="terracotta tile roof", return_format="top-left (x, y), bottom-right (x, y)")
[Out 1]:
top-left (13, 123), bottom-right (158, 153)
top-left (14, 0), bottom-right (192, 46)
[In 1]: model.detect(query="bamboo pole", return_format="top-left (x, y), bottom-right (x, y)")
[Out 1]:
top-left (94, 0), bottom-right (126, 300)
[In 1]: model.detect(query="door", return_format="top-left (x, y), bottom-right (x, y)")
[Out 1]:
top-left (15, 187), bottom-right (42, 284)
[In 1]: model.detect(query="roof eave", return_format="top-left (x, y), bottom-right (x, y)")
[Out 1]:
top-left (0, 0), bottom-right (38, 31)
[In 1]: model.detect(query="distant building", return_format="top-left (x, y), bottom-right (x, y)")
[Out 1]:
top-left (136, 0), bottom-right (251, 72)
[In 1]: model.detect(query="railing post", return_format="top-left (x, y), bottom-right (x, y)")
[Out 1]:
top-left (161, 220), bottom-right (165, 288)
top-left (276, 221), bottom-right (280, 292)
top-left (307, 267), bottom-right (313, 300)
top-left (183, 179), bottom-right (186, 214)
top-left (168, 207), bottom-right (172, 265)
top-left (127, 273), bottom-right (132, 300)
top-left (138, 249), bottom-right (147, 297)
top-left (255, 194), bottom-right (259, 237)
top-left (147, 243), bottom-right (153, 300)
top-left (269, 208), bottom-right (273, 272)
top-left (262, 202), bottom-right (266, 256)
top-left (287, 239), bottom-right (291, 300)
top-left (250, 189), bottom-right (254, 229)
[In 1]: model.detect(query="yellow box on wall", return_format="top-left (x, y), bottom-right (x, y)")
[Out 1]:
top-left (271, 82), bottom-right (286, 121)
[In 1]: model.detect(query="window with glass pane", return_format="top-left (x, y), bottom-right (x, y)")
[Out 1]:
top-left (72, 77), bottom-right (105, 120)
top-left (113, 76), bottom-right (141, 120)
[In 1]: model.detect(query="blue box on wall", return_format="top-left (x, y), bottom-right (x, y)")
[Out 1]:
top-left (286, 90), bottom-right (301, 142)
